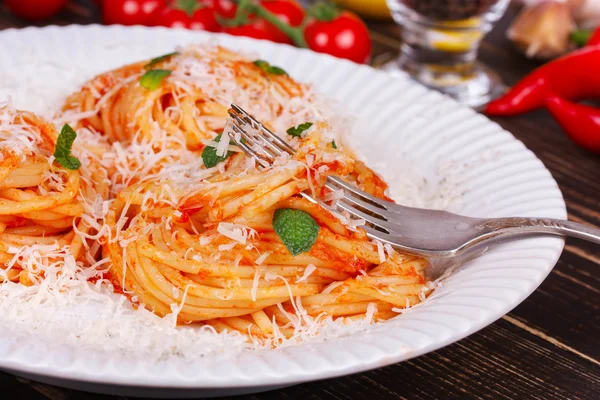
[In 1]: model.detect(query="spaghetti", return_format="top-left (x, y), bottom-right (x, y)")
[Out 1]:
top-left (0, 104), bottom-right (109, 284)
top-left (2, 44), bottom-right (431, 343)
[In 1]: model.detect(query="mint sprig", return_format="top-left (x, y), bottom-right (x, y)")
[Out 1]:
top-left (202, 133), bottom-right (234, 168)
top-left (54, 124), bottom-right (81, 170)
top-left (145, 52), bottom-right (179, 69)
top-left (253, 60), bottom-right (288, 76)
top-left (273, 208), bottom-right (320, 256)
top-left (140, 69), bottom-right (172, 91)
top-left (331, 140), bottom-right (337, 149)
top-left (286, 122), bottom-right (313, 138)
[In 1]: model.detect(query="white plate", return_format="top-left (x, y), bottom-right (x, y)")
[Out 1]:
top-left (0, 26), bottom-right (566, 398)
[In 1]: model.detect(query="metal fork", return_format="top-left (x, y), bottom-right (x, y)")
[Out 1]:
top-left (227, 103), bottom-right (600, 258)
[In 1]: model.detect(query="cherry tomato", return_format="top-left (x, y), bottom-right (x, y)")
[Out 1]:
top-left (589, 27), bottom-right (600, 47)
top-left (212, 0), bottom-right (238, 19)
top-left (222, 25), bottom-right (278, 41)
top-left (103, 0), bottom-right (166, 26)
top-left (4, 0), bottom-right (68, 21)
top-left (155, 6), bottom-right (220, 31)
top-left (262, 0), bottom-right (305, 26)
top-left (304, 11), bottom-right (371, 64)
top-left (253, 1), bottom-right (305, 44)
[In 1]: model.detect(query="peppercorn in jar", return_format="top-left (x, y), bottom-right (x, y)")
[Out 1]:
top-left (399, 0), bottom-right (501, 21)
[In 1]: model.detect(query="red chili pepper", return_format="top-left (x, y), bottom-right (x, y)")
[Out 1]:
top-left (546, 96), bottom-right (600, 154)
top-left (485, 47), bottom-right (600, 116)
top-left (589, 27), bottom-right (600, 46)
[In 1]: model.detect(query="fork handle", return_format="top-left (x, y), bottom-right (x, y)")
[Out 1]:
top-left (483, 218), bottom-right (600, 245)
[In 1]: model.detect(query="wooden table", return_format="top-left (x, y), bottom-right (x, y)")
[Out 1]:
top-left (0, 1), bottom-right (598, 399)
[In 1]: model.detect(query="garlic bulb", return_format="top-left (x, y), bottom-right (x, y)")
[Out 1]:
top-left (572, 0), bottom-right (600, 27)
top-left (516, 0), bottom-right (600, 26)
top-left (517, 0), bottom-right (584, 9)
top-left (508, 1), bottom-right (576, 59)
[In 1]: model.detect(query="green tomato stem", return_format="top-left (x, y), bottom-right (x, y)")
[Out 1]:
top-left (175, 0), bottom-right (200, 17)
top-left (245, 3), bottom-right (308, 48)
top-left (230, 0), bottom-right (253, 26)
top-left (307, 2), bottom-right (340, 22)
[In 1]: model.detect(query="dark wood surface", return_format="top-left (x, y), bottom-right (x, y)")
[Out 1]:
top-left (0, 1), bottom-right (598, 399)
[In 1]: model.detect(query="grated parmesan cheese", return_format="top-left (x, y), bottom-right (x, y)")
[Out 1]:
top-left (322, 189), bottom-right (344, 203)
top-left (217, 222), bottom-right (257, 245)
top-left (296, 264), bottom-right (316, 283)
top-left (376, 240), bottom-right (386, 263)
top-left (251, 267), bottom-right (261, 302)
top-left (322, 281), bottom-right (345, 294)
top-left (255, 252), bottom-right (271, 266)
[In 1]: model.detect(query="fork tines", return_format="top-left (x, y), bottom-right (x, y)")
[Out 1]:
top-left (228, 118), bottom-right (273, 169)
top-left (227, 103), bottom-right (395, 242)
top-left (228, 104), bottom-right (295, 163)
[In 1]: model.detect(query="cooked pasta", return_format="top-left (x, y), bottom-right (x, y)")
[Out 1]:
top-left (1, 44), bottom-right (432, 343)
top-left (102, 137), bottom-right (430, 337)
top-left (63, 46), bottom-right (319, 149)
top-left (0, 105), bottom-right (109, 284)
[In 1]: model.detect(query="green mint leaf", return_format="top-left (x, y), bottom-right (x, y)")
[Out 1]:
top-left (266, 66), bottom-right (287, 75)
top-left (54, 124), bottom-right (77, 159)
top-left (202, 133), bottom-right (234, 168)
top-left (145, 52), bottom-right (179, 69)
top-left (331, 140), bottom-right (337, 149)
top-left (272, 208), bottom-right (320, 256)
top-left (54, 124), bottom-right (81, 170)
top-left (140, 69), bottom-right (172, 91)
top-left (253, 60), bottom-right (270, 69)
top-left (286, 122), bottom-right (313, 138)
top-left (253, 59), bottom-right (287, 76)
top-left (56, 156), bottom-right (82, 170)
